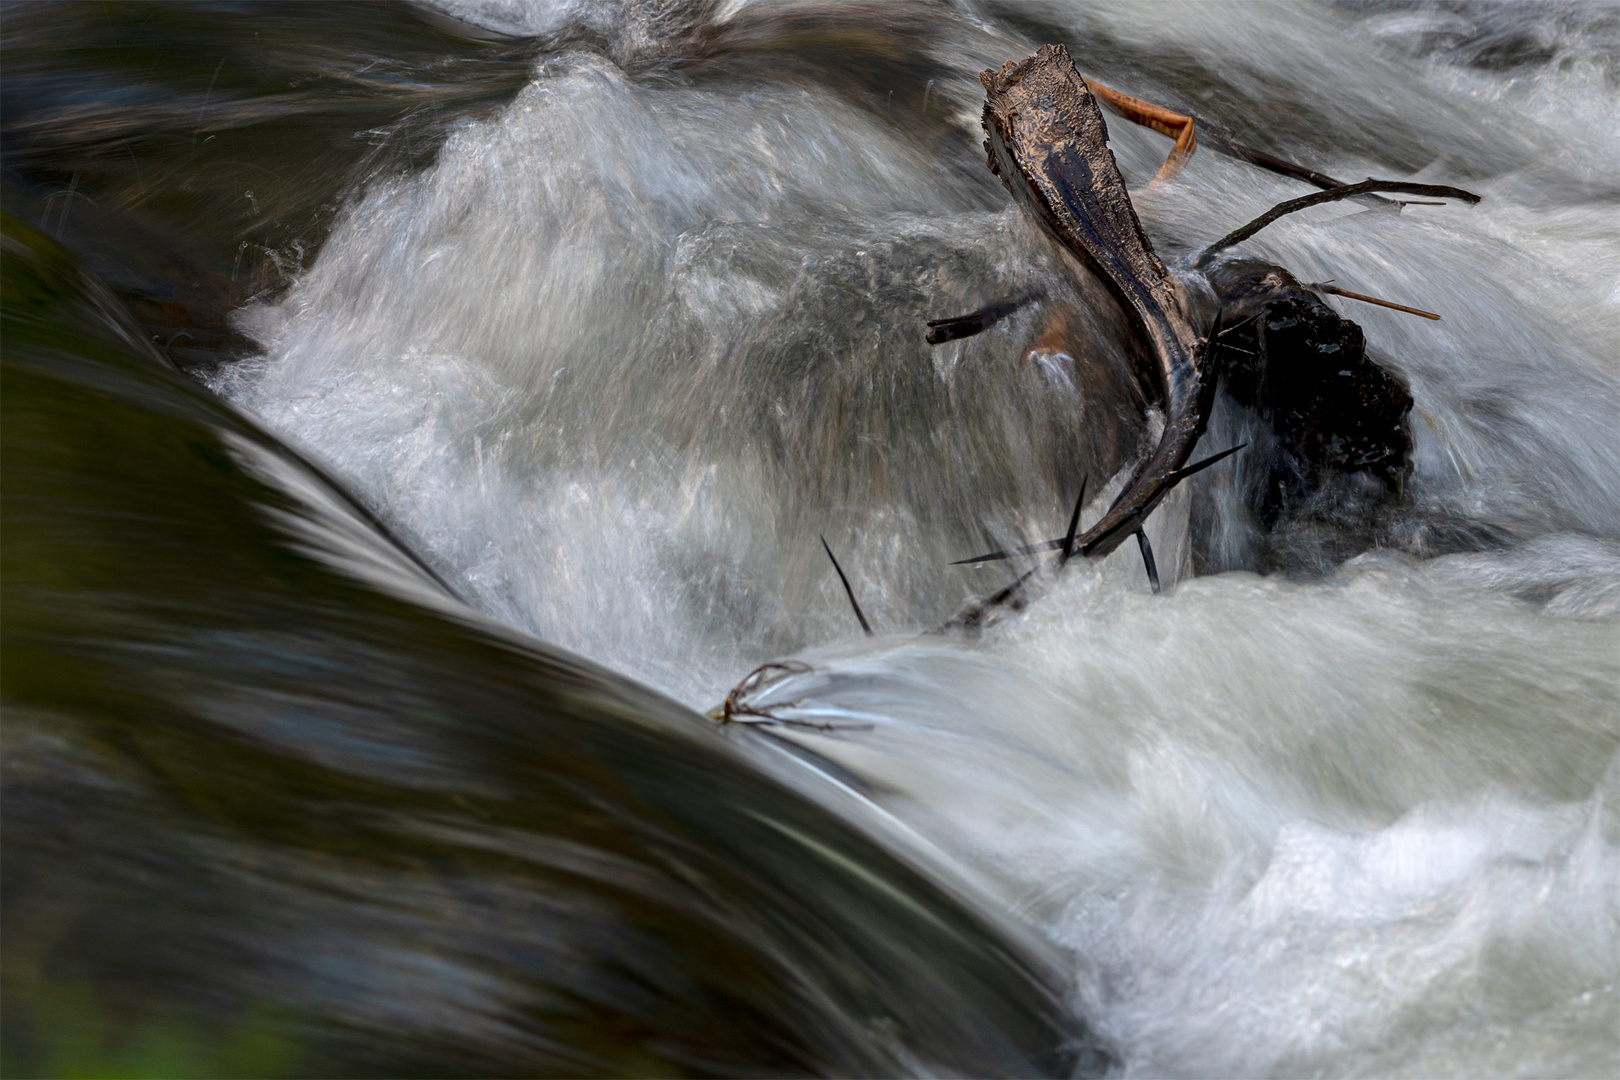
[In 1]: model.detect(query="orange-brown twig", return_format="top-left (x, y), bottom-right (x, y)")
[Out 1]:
top-left (1085, 77), bottom-right (1196, 183)
top-left (1311, 281), bottom-right (1441, 321)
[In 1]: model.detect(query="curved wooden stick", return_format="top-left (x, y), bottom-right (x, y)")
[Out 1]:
top-left (1083, 73), bottom-right (1432, 207)
top-left (1196, 179), bottom-right (1481, 266)
top-left (1084, 78), bottom-right (1197, 183)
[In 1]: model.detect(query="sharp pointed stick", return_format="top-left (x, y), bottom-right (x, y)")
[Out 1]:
top-left (1136, 530), bottom-right (1161, 594)
top-left (820, 535), bottom-right (873, 636)
top-left (1309, 282), bottom-right (1440, 321)
top-left (951, 538), bottom-right (1064, 565)
top-left (1216, 313), bottom-right (1261, 338)
top-left (925, 294), bottom-right (1041, 345)
top-left (954, 475), bottom-right (1092, 566)
top-left (943, 566), bottom-right (1039, 631)
top-left (1060, 475), bottom-right (1088, 564)
top-left (959, 521), bottom-right (1023, 565)
top-left (1166, 443), bottom-right (1248, 486)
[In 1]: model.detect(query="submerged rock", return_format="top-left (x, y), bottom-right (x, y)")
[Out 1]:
top-left (1199, 260), bottom-right (1416, 573)
top-left (2, 216), bottom-right (1106, 1078)
top-left (1212, 260), bottom-right (1413, 520)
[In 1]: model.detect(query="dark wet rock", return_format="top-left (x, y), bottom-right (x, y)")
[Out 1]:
top-left (3, 214), bottom-right (1103, 1080)
top-left (1208, 259), bottom-right (1413, 537)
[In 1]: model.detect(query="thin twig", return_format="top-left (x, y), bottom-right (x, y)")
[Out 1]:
top-left (1195, 180), bottom-right (1481, 267)
top-left (1166, 443), bottom-right (1247, 486)
top-left (1135, 531), bottom-right (1161, 594)
top-left (952, 538), bottom-right (1063, 565)
top-left (1310, 281), bottom-right (1440, 320)
top-left (820, 536), bottom-right (873, 636)
top-left (1060, 475), bottom-right (1088, 564)
top-left (1217, 313), bottom-right (1261, 338)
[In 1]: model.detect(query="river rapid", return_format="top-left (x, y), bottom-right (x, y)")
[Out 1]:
top-left (5, 1), bottom-right (1618, 1076)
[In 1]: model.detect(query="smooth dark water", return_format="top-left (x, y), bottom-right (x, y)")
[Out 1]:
top-left (1, 214), bottom-right (1089, 1075)
top-left (4, 2), bottom-right (1617, 1077)
top-left (1, 7), bottom-right (1092, 1075)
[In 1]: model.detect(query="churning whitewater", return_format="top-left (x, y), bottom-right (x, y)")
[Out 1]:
top-left (212, 1), bottom-right (1620, 1075)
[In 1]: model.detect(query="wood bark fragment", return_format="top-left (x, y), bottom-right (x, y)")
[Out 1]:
top-left (978, 43), bottom-right (1214, 562)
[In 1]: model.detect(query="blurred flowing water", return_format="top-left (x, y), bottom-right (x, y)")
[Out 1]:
top-left (4, 1), bottom-right (1618, 1076)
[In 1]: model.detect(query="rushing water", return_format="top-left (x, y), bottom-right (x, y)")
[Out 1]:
top-left (5, 1), bottom-right (1618, 1076)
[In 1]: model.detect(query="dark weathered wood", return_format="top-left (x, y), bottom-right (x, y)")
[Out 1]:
top-left (944, 47), bottom-right (1459, 622)
top-left (978, 43), bottom-right (1213, 561)
top-left (1135, 531), bottom-right (1161, 594)
top-left (925, 295), bottom-right (1039, 344)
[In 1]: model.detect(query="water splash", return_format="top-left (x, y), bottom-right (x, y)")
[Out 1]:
top-left (212, 1), bottom-right (1620, 1074)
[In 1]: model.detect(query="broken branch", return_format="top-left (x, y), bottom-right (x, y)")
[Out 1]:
top-left (925, 294), bottom-right (1039, 345)
top-left (1135, 531), bottom-right (1161, 594)
top-left (1060, 475), bottom-right (1088, 564)
top-left (1309, 281), bottom-right (1441, 321)
top-left (821, 535), bottom-right (873, 636)
top-left (1196, 180), bottom-right (1481, 266)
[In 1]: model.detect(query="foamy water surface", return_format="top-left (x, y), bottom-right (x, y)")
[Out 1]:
top-left (214, 2), bottom-right (1620, 1074)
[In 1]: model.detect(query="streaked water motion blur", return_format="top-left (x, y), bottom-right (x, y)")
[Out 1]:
top-left (4, 1), bottom-right (1617, 1076)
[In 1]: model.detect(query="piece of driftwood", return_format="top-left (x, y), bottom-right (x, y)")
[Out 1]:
top-left (980, 44), bottom-right (1214, 562)
top-left (717, 43), bottom-right (1478, 656)
top-left (939, 44), bottom-right (1481, 625)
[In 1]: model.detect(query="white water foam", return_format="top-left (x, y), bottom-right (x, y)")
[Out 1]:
top-left (736, 551), bottom-right (1619, 1075)
top-left (216, 1), bottom-right (1620, 1073)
